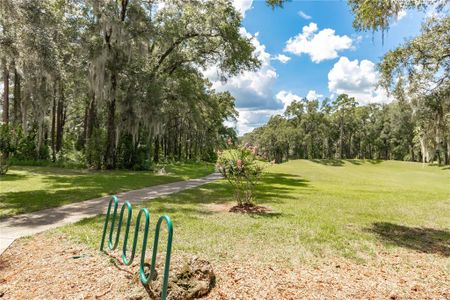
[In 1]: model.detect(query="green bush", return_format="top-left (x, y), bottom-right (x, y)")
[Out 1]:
top-left (216, 145), bottom-right (266, 206)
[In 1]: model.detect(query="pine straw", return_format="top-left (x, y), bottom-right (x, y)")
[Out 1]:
top-left (0, 233), bottom-right (449, 300)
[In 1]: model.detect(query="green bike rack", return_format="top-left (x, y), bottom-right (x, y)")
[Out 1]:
top-left (100, 196), bottom-right (173, 300)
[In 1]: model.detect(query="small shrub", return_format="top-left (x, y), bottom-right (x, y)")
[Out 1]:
top-left (216, 145), bottom-right (265, 206)
top-left (0, 156), bottom-right (9, 175)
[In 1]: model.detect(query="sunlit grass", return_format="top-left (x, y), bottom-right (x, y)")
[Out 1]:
top-left (0, 162), bottom-right (214, 218)
top-left (58, 160), bottom-right (450, 266)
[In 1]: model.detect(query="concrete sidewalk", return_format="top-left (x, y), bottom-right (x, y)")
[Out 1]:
top-left (0, 173), bottom-right (221, 255)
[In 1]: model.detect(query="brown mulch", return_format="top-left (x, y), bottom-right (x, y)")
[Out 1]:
top-left (228, 203), bottom-right (272, 214)
top-left (204, 203), bottom-right (272, 214)
top-left (0, 233), bottom-right (449, 299)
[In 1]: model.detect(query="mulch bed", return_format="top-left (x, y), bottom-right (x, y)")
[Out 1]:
top-left (203, 203), bottom-right (273, 214)
top-left (228, 203), bottom-right (272, 214)
top-left (0, 233), bottom-right (449, 299)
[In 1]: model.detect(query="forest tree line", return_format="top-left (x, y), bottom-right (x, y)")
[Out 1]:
top-left (242, 93), bottom-right (449, 164)
top-left (0, 0), bottom-right (257, 169)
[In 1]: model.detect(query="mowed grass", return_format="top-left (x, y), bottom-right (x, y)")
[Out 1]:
top-left (0, 163), bottom-right (214, 218)
top-left (59, 160), bottom-right (450, 267)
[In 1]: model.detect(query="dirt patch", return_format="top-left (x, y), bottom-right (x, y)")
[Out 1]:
top-left (0, 234), bottom-right (215, 300)
top-left (1, 233), bottom-right (449, 299)
top-left (204, 203), bottom-right (273, 214)
top-left (229, 203), bottom-right (272, 214)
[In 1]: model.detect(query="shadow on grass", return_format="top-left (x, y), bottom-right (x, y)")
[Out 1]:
top-left (0, 164), bottom-right (215, 220)
top-left (0, 173), bottom-right (27, 181)
top-left (142, 172), bottom-right (311, 220)
top-left (311, 159), bottom-right (344, 166)
top-left (369, 222), bottom-right (450, 257)
top-left (311, 159), bottom-right (383, 167)
top-left (256, 172), bottom-right (311, 203)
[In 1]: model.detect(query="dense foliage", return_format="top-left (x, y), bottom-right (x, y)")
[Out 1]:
top-left (0, 0), bottom-right (257, 169)
top-left (242, 93), bottom-right (449, 164)
top-left (349, 1), bottom-right (450, 164)
top-left (216, 144), bottom-right (265, 205)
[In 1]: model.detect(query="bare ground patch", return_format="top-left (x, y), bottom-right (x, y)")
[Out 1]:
top-left (0, 233), bottom-right (449, 299)
top-left (203, 203), bottom-right (273, 214)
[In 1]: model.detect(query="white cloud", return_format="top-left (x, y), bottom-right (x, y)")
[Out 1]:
top-left (328, 56), bottom-right (393, 104)
top-left (204, 28), bottom-right (282, 134)
top-left (284, 22), bottom-right (353, 63)
top-left (206, 28), bottom-right (278, 110)
top-left (306, 90), bottom-right (323, 101)
top-left (396, 10), bottom-right (407, 21)
top-left (237, 109), bottom-right (279, 134)
top-left (232, 0), bottom-right (253, 17)
top-left (298, 10), bottom-right (312, 20)
top-left (272, 54), bottom-right (291, 64)
top-left (275, 90), bottom-right (302, 110)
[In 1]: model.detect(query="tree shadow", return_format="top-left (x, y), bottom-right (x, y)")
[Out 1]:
top-left (0, 169), bottom-right (194, 219)
top-left (246, 211), bottom-right (285, 219)
top-left (311, 159), bottom-right (344, 166)
top-left (256, 172), bottom-right (311, 204)
top-left (146, 172), bottom-right (311, 218)
top-left (0, 173), bottom-right (27, 181)
top-left (365, 159), bottom-right (383, 164)
top-left (311, 159), bottom-right (383, 167)
top-left (345, 159), bottom-right (362, 165)
top-left (368, 222), bottom-right (450, 257)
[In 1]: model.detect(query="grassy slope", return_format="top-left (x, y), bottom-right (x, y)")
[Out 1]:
top-left (59, 160), bottom-right (450, 267)
top-left (0, 163), bottom-right (214, 218)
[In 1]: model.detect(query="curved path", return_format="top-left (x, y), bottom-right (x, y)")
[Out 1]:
top-left (0, 173), bottom-right (221, 255)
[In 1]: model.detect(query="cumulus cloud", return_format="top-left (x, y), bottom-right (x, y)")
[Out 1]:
top-left (275, 90), bottom-right (302, 110)
top-left (232, 0), bottom-right (253, 17)
top-left (328, 56), bottom-right (393, 104)
top-left (298, 10), bottom-right (312, 20)
top-left (203, 28), bottom-right (283, 134)
top-left (284, 22), bottom-right (353, 63)
top-left (272, 54), bottom-right (291, 64)
top-left (236, 109), bottom-right (280, 134)
top-left (205, 28), bottom-right (278, 110)
top-left (231, 90), bottom-right (305, 134)
top-left (306, 90), bottom-right (323, 101)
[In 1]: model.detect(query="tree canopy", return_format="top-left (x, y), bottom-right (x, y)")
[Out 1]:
top-left (0, 0), bottom-right (258, 169)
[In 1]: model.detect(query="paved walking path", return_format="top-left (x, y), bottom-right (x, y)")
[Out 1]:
top-left (0, 173), bottom-right (221, 255)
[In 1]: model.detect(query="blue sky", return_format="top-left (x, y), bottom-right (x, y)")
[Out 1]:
top-left (206, 0), bottom-right (427, 135)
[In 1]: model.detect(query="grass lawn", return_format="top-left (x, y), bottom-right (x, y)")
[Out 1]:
top-left (58, 159), bottom-right (450, 268)
top-left (0, 162), bottom-right (214, 218)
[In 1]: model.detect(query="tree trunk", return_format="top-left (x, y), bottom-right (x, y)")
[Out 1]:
top-left (86, 94), bottom-right (96, 140)
top-left (153, 136), bottom-right (160, 163)
top-left (51, 86), bottom-right (57, 162)
top-left (55, 84), bottom-right (65, 154)
top-left (445, 141), bottom-right (449, 165)
top-left (104, 95), bottom-right (116, 169)
top-left (339, 118), bottom-right (344, 159)
top-left (13, 66), bottom-right (21, 125)
top-left (2, 58), bottom-right (9, 126)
